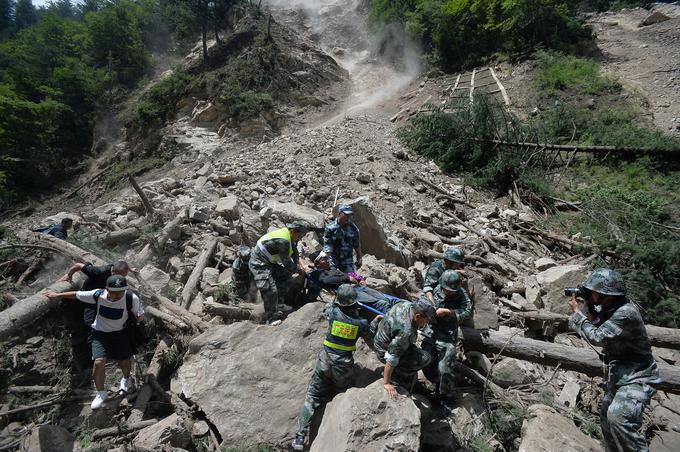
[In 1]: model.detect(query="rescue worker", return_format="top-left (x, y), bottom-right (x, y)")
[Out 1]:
top-left (568, 268), bottom-right (660, 452)
top-left (32, 217), bottom-right (74, 240)
top-left (422, 270), bottom-right (472, 410)
top-left (423, 247), bottom-right (466, 302)
top-left (291, 284), bottom-right (380, 451)
top-left (249, 220), bottom-right (311, 323)
top-left (373, 298), bottom-right (436, 399)
top-left (231, 245), bottom-right (253, 301)
top-left (323, 204), bottom-right (362, 273)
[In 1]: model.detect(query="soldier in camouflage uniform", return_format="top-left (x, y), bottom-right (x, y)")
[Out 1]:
top-left (249, 220), bottom-right (311, 322)
top-left (373, 298), bottom-right (436, 398)
top-left (291, 285), bottom-right (380, 451)
top-left (422, 270), bottom-right (472, 408)
top-left (231, 246), bottom-right (252, 300)
top-left (323, 204), bottom-right (362, 273)
top-left (568, 268), bottom-right (661, 452)
top-left (423, 247), bottom-right (466, 302)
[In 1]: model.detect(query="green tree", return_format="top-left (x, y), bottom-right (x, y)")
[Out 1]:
top-left (0, 0), bottom-right (14, 35)
top-left (13, 0), bottom-right (36, 30)
top-left (47, 0), bottom-right (75, 19)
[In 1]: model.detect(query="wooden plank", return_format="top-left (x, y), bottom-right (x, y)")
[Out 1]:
top-left (489, 66), bottom-right (511, 105)
top-left (449, 74), bottom-right (461, 98)
top-left (469, 68), bottom-right (477, 104)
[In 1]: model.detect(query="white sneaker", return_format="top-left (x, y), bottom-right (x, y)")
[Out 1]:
top-left (91, 391), bottom-right (108, 409)
top-left (119, 377), bottom-right (133, 393)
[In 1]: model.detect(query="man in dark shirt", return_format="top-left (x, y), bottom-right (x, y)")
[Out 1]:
top-left (59, 260), bottom-right (136, 378)
top-left (32, 217), bottom-right (73, 240)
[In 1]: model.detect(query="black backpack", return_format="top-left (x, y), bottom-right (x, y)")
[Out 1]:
top-left (93, 290), bottom-right (148, 351)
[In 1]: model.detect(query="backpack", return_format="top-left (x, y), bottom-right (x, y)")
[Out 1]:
top-left (93, 289), bottom-right (148, 351)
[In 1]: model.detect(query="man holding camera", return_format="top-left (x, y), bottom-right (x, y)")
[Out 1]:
top-left (568, 268), bottom-right (660, 452)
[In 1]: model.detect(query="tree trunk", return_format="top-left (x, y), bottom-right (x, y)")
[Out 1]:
top-left (202, 300), bottom-right (252, 320)
top-left (512, 310), bottom-right (680, 351)
top-left (460, 327), bottom-right (680, 394)
top-left (181, 238), bottom-right (218, 310)
top-left (94, 227), bottom-right (140, 247)
top-left (128, 338), bottom-right (170, 424)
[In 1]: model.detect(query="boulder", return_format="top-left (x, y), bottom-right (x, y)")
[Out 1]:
top-left (490, 357), bottom-right (533, 388)
top-left (23, 425), bottom-right (74, 452)
top-left (140, 265), bottom-right (171, 295)
top-left (535, 265), bottom-right (588, 314)
top-left (133, 413), bottom-right (192, 449)
top-left (171, 303), bottom-right (382, 449)
top-left (261, 199), bottom-right (325, 230)
top-left (466, 276), bottom-right (499, 330)
top-left (201, 267), bottom-right (220, 288)
top-left (215, 196), bottom-right (240, 221)
top-left (649, 393), bottom-right (680, 452)
top-left (345, 197), bottom-right (415, 268)
top-left (524, 275), bottom-right (542, 308)
top-left (534, 257), bottom-right (556, 271)
top-left (309, 380), bottom-right (421, 452)
top-left (518, 404), bottom-right (603, 452)
top-left (639, 11), bottom-right (670, 27)
top-left (192, 101), bottom-right (221, 123)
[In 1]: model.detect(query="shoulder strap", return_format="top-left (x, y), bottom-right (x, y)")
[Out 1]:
top-left (126, 291), bottom-right (133, 313)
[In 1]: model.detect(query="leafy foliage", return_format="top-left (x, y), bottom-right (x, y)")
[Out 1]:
top-left (369, 0), bottom-right (591, 70)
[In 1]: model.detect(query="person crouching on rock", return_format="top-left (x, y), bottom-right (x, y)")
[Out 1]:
top-left (291, 284), bottom-right (381, 451)
top-left (373, 298), bottom-right (436, 399)
top-left (45, 275), bottom-right (144, 409)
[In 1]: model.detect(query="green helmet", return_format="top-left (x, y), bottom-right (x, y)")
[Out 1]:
top-left (335, 284), bottom-right (358, 306)
top-left (582, 268), bottom-right (626, 296)
top-left (440, 270), bottom-right (462, 291)
top-left (413, 298), bottom-right (436, 321)
top-left (287, 219), bottom-right (312, 233)
top-left (443, 247), bottom-right (465, 264)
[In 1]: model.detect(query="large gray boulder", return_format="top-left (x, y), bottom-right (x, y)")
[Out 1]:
top-left (140, 264), bottom-right (171, 295)
top-left (171, 303), bottom-right (382, 449)
top-left (346, 196), bottom-right (415, 268)
top-left (23, 425), bottom-right (74, 452)
top-left (535, 265), bottom-right (588, 314)
top-left (518, 404), bottom-right (603, 452)
top-left (261, 199), bottom-right (325, 230)
top-left (215, 196), bottom-right (240, 221)
top-left (133, 413), bottom-right (192, 449)
top-left (309, 380), bottom-right (421, 452)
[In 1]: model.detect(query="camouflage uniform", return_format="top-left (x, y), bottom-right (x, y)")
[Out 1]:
top-left (569, 269), bottom-right (660, 452)
top-left (295, 288), bottom-right (376, 440)
top-left (323, 219), bottom-right (361, 273)
top-left (248, 228), bottom-right (300, 320)
top-left (373, 301), bottom-right (432, 387)
top-left (423, 247), bottom-right (465, 295)
top-left (231, 246), bottom-right (252, 300)
top-left (423, 281), bottom-right (472, 397)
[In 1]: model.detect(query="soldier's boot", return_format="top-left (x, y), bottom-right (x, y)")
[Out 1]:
top-left (291, 434), bottom-right (305, 451)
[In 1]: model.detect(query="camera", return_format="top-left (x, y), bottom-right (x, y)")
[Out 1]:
top-left (564, 287), bottom-right (586, 298)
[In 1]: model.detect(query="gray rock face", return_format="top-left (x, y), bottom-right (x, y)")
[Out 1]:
top-left (261, 198), bottom-right (325, 230)
top-left (171, 303), bottom-right (382, 449)
top-left (140, 264), bottom-right (171, 295)
top-left (518, 404), bottom-right (603, 452)
top-left (309, 380), bottom-right (421, 452)
top-left (346, 196), bottom-right (414, 268)
top-left (535, 265), bottom-right (588, 314)
top-left (491, 358), bottom-right (533, 388)
top-left (133, 413), bottom-right (192, 449)
top-left (534, 257), bottom-right (556, 271)
top-left (215, 196), bottom-right (240, 221)
top-left (467, 276), bottom-right (499, 330)
top-left (23, 425), bottom-right (74, 452)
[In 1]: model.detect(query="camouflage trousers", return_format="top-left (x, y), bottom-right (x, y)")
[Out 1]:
top-left (422, 338), bottom-right (457, 397)
top-left (248, 258), bottom-right (292, 320)
top-left (377, 346), bottom-right (432, 389)
top-left (296, 349), bottom-right (354, 437)
top-left (231, 259), bottom-right (252, 299)
top-left (601, 382), bottom-right (656, 452)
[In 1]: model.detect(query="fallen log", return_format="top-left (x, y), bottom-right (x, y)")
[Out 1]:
top-left (202, 300), bottom-right (252, 320)
top-left (181, 238), bottom-right (218, 310)
top-left (6, 386), bottom-right (57, 394)
top-left (460, 327), bottom-right (680, 394)
top-left (129, 175), bottom-right (156, 220)
top-left (415, 176), bottom-right (474, 208)
top-left (128, 338), bottom-right (170, 424)
top-left (94, 227), bottom-right (140, 247)
top-left (0, 292), bottom-right (20, 307)
top-left (92, 419), bottom-right (158, 440)
top-left (512, 311), bottom-right (680, 351)
top-left (145, 306), bottom-right (189, 332)
top-left (157, 208), bottom-right (187, 252)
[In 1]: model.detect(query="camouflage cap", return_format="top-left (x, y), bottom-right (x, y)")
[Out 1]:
top-left (335, 284), bottom-right (358, 306)
top-left (287, 219), bottom-right (312, 233)
top-left (412, 298), bottom-right (436, 321)
top-left (582, 268), bottom-right (626, 296)
top-left (238, 245), bottom-right (251, 260)
top-left (440, 270), bottom-right (462, 291)
top-left (337, 204), bottom-right (354, 215)
top-left (106, 275), bottom-right (128, 292)
top-left (443, 247), bottom-right (465, 264)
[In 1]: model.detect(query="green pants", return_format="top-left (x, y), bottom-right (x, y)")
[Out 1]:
top-left (422, 338), bottom-right (457, 397)
top-left (377, 346), bottom-right (431, 388)
top-left (601, 383), bottom-right (655, 452)
top-left (248, 257), bottom-right (292, 320)
top-left (296, 349), bottom-right (354, 437)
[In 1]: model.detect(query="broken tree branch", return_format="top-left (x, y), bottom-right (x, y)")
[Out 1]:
top-left (92, 419), bottom-right (158, 440)
top-left (182, 238), bottom-right (218, 310)
top-left (129, 175), bottom-right (156, 220)
top-left (128, 338), bottom-right (170, 424)
top-left (202, 300), bottom-right (252, 320)
top-left (415, 176), bottom-right (474, 208)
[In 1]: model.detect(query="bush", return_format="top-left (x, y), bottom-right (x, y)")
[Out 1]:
top-left (534, 51), bottom-right (619, 94)
top-left (369, 0), bottom-right (592, 70)
top-left (131, 70), bottom-right (194, 129)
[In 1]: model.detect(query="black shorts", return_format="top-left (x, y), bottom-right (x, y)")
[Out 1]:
top-left (91, 329), bottom-right (132, 361)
